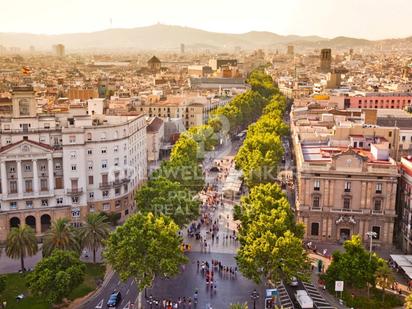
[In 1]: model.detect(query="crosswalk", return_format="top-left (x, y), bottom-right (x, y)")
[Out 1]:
top-left (275, 282), bottom-right (294, 309)
top-left (302, 282), bottom-right (336, 309)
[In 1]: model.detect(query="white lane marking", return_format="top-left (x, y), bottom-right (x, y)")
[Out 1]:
top-left (95, 299), bottom-right (104, 308)
top-left (123, 301), bottom-right (131, 309)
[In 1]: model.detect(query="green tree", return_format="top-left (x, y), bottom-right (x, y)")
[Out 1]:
top-left (100, 211), bottom-right (121, 226)
top-left (103, 213), bottom-right (187, 291)
top-left (27, 250), bottom-right (85, 304)
top-left (236, 183), bottom-right (308, 285)
top-left (375, 263), bottom-right (395, 302)
top-left (170, 135), bottom-right (199, 163)
top-left (323, 235), bottom-right (384, 290)
top-left (152, 160), bottom-right (204, 191)
top-left (184, 125), bottom-right (218, 152)
top-left (406, 293), bottom-right (412, 309)
top-left (5, 225), bottom-right (38, 271)
top-left (79, 213), bottom-right (110, 263)
top-left (42, 218), bottom-right (80, 257)
top-left (0, 276), bottom-right (6, 295)
top-left (135, 177), bottom-right (200, 227)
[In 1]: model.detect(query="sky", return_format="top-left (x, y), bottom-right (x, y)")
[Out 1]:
top-left (1, 0), bottom-right (410, 39)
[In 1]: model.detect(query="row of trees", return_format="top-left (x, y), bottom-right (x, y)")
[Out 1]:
top-left (3, 213), bottom-right (111, 303)
top-left (232, 70), bottom-right (310, 287)
top-left (234, 94), bottom-right (288, 187)
top-left (103, 69), bottom-right (292, 294)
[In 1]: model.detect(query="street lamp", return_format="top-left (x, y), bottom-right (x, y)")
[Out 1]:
top-left (366, 231), bottom-right (377, 261)
top-left (250, 289), bottom-right (260, 309)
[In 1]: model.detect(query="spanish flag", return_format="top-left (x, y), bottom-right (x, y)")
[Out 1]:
top-left (21, 66), bottom-right (31, 75)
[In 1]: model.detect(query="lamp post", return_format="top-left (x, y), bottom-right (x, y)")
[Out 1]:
top-left (250, 289), bottom-right (260, 309)
top-left (366, 231), bottom-right (377, 261)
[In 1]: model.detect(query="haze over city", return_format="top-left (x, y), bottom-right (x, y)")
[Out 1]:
top-left (1, 0), bottom-right (411, 39)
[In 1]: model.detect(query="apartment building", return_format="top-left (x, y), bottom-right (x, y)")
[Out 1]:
top-left (347, 93), bottom-right (412, 109)
top-left (0, 87), bottom-right (147, 241)
top-left (398, 156), bottom-right (412, 253)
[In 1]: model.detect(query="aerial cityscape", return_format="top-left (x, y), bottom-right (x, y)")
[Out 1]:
top-left (0, 0), bottom-right (412, 308)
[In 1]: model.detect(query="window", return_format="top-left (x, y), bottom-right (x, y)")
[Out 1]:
top-left (114, 158), bottom-right (119, 167)
top-left (56, 197), bottom-right (63, 205)
top-left (402, 136), bottom-right (406, 142)
top-left (55, 177), bottom-right (63, 189)
top-left (115, 188), bottom-right (120, 196)
top-left (88, 161), bottom-right (93, 170)
top-left (376, 183), bottom-right (382, 194)
top-left (359, 141), bottom-right (364, 148)
top-left (343, 197), bottom-right (351, 209)
top-left (310, 222), bottom-right (319, 236)
top-left (115, 200), bottom-right (121, 208)
top-left (86, 132), bottom-right (92, 141)
top-left (314, 180), bottom-right (320, 191)
top-left (344, 181), bottom-right (351, 192)
top-left (44, 123), bottom-right (50, 129)
top-left (40, 179), bottom-right (48, 191)
top-left (101, 147), bottom-right (107, 154)
top-left (87, 149), bottom-right (93, 155)
top-left (103, 203), bottom-right (110, 211)
top-left (388, 131), bottom-right (392, 137)
top-left (41, 199), bottom-right (48, 206)
top-left (71, 164), bottom-right (77, 171)
top-left (72, 208), bottom-right (81, 217)
top-left (9, 181), bottom-right (17, 193)
top-left (24, 164), bottom-right (31, 172)
top-left (9, 167), bottom-right (15, 173)
top-left (101, 132), bottom-right (106, 140)
top-left (25, 180), bottom-right (32, 192)
top-left (69, 135), bottom-right (76, 143)
top-left (114, 145), bottom-right (118, 153)
top-left (312, 196), bottom-right (320, 209)
top-left (55, 162), bottom-right (61, 169)
top-left (40, 164), bottom-right (46, 171)
top-left (89, 192), bottom-right (94, 199)
top-left (88, 176), bottom-right (94, 185)
top-left (10, 201), bottom-right (17, 209)
top-left (374, 199), bottom-right (382, 212)
top-left (372, 226), bottom-right (381, 240)
top-left (72, 197), bottom-right (79, 204)
top-left (103, 190), bottom-right (109, 198)
top-left (26, 201), bottom-right (33, 209)
top-left (70, 151), bottom-right (76, 159)
top-left (101, 160), bottom-right (108, 169)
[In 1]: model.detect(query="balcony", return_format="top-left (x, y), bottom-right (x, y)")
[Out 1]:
top-left (99, 182), bottom-right (111, 189)
top-left (113, 179), bottom-right (122, 187)
top-left (372, 209), bottom-right (384, 215)
top-left (122, 177), bottom-right (131, 184)
top-left (66, 188), bottom-right (83, 196)
top-left (330, 208), bottom-right (364, 214)
top-left (310, 207), bottom-right (322, 211)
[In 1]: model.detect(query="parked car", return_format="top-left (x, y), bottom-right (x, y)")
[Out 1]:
top-left (107, 291), bottom-right (121, 307)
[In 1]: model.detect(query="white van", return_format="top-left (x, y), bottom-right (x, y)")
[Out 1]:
top-left (295, 290), bottom-right (314, 309)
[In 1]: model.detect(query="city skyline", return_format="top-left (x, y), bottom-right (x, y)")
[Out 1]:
top-left (1, 0), bottom-right (411, 40)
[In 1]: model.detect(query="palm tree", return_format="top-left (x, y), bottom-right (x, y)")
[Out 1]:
top-left (5, 225), bottom-right (38, 271)
top-left (42, 218), bottom-right (79, 256)
top-left (79, 213), bottom-right (110, 263)
top-left (375, 263), bottom-right (395, 302)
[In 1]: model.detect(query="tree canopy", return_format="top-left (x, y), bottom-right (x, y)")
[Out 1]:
top-left (27, 250), bottom-right (85, 304)
top-left (323, 235), bottom-right (384, 290)
top-left (5, 225), bottom-right (38, 271)
top-left (136, 176), bottom-right (200, 227)
top-left (103, 213), bottom-right (187, 291)
top-left (236, 183), bottom-right (308, 285)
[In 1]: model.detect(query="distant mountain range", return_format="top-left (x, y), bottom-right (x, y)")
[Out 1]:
top-left (0, 24), bottom-right (410, 52)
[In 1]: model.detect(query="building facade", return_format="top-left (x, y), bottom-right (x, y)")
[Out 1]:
top-left (398, 156), bottom-right (412, 253)
top-left (0, 87), bottom-right (147, 242)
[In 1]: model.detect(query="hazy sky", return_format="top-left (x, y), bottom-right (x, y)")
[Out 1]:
top-left (1, 0), bottom-right (410, 39)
